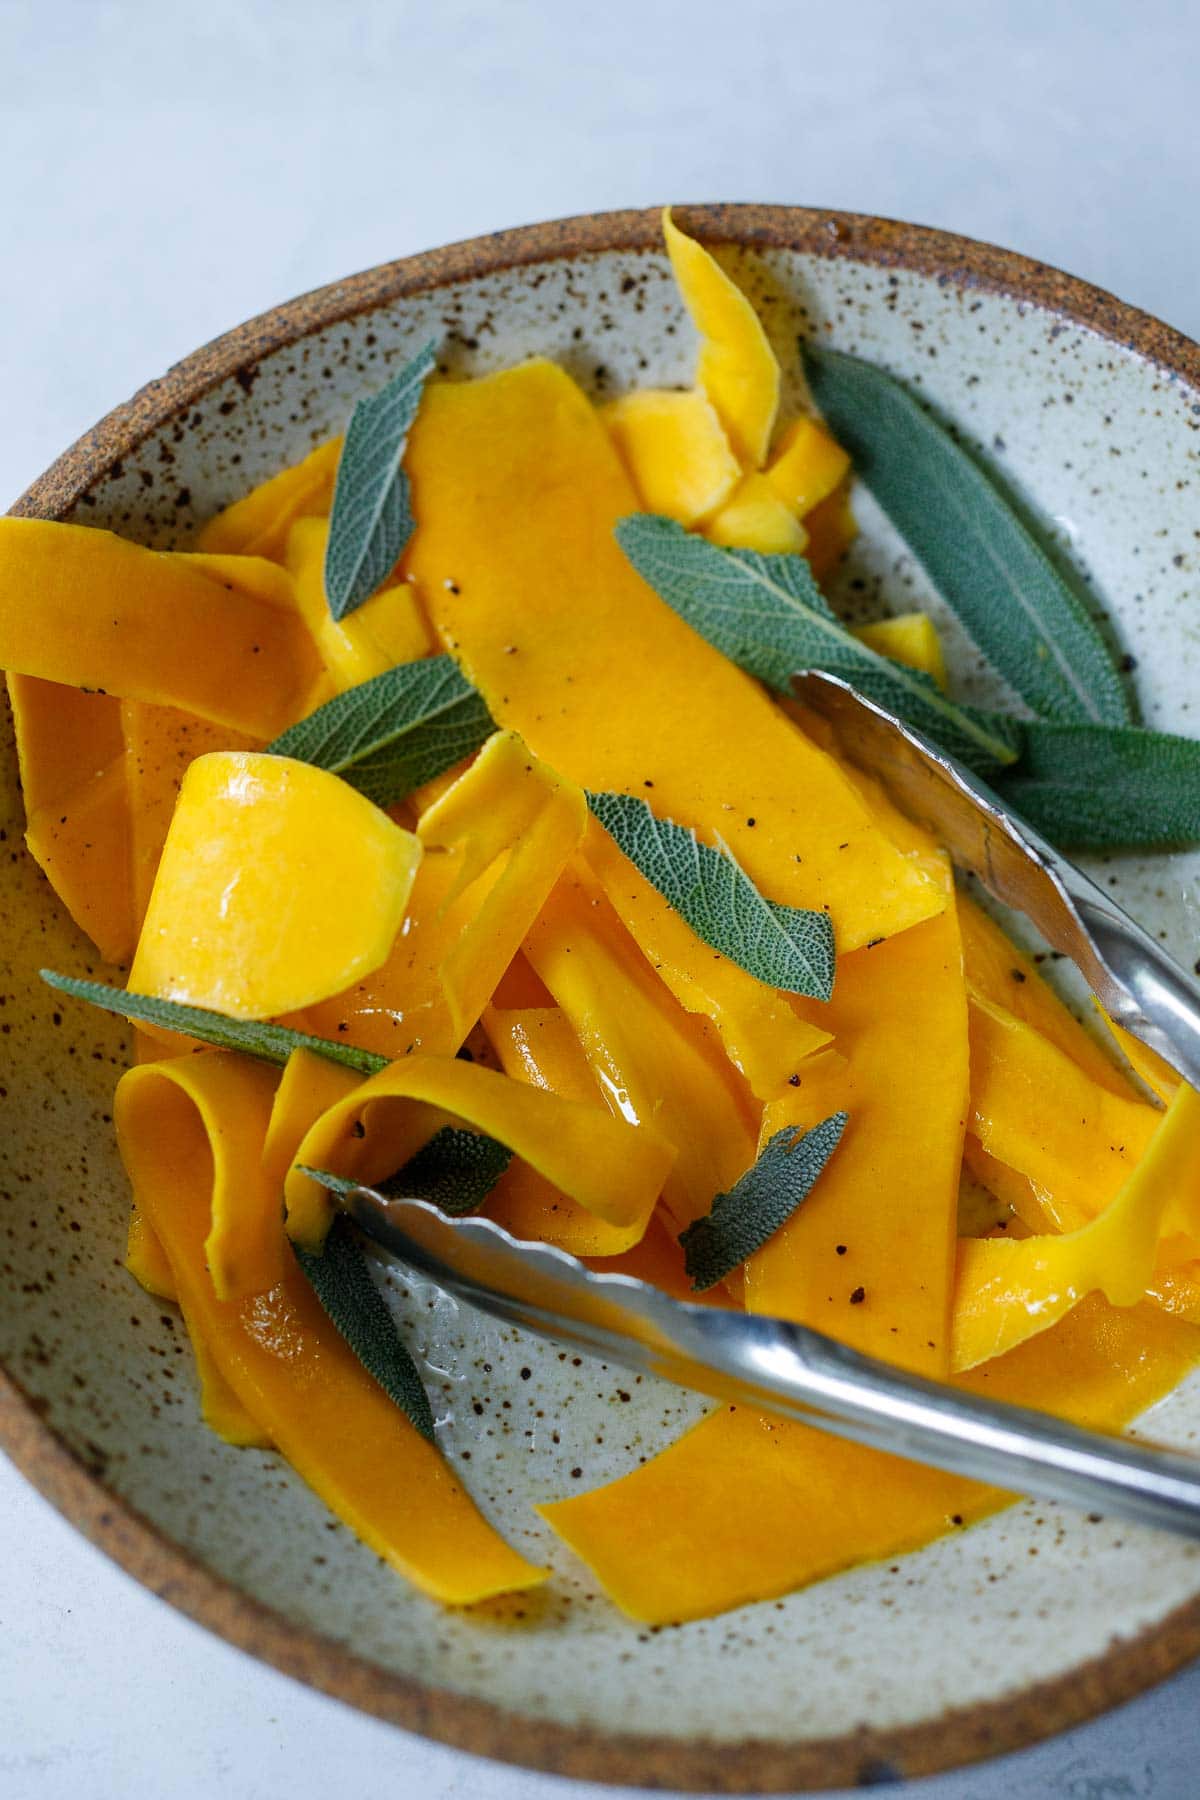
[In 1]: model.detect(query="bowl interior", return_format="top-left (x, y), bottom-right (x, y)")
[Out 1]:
top-left (5, 212), bottom-right (1200, 1790)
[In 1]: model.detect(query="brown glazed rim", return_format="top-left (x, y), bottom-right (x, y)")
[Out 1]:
top-left (6, 203), bottom-right (1200, 1792)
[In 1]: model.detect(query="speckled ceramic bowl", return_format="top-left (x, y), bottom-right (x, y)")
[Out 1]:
top-left (5, 205), bottom-right (1200, 1793)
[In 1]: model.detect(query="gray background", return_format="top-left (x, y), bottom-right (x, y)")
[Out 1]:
top-left (1, 0), bottom-right (1197, 1793)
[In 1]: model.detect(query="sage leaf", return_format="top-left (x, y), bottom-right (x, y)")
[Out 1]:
top-left (586, 789), bottom-right (836, 1000)
top-left (267, 655), bottom-right (494, 808)
top-left (680, 1112), bottom-right (848, 1291)
top-left (801, 343), bottom-right (1132, 727)
top-left (40, 972), bottom-right (387, 1077)
top-left (293, 1215), bottom-right (435, 1440)
top-left (377, 1126), bottom-right (513, 1216)
top-left (998, 722), bottom-right (1200, 849)
top-left (324, 340), bottom-right (437, 621)
top-left (616, 513), bottom-right (1022, 776)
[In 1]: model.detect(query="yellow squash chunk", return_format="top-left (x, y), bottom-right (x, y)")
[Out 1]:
top-left (744, 900), bottom-right (969, 1378)
top-left (968, 996), bottom-right (1173, 1233)
top-left (764, 415), bottom-right (850, 516)
top-left (803, 480), bottom-right (857, 582)
top-left (960, 895), bottom-right (1132, 1097)
top-left (404, 357), bottom-right (942, 952)
top-left (284, 1051), bottom-right (677, 1251)
top-left (952, 1083), bottom-right (1200, 1370)
top-left (539, 1295), bottom-right (1200, 1624)
top-left (25, 756), bottom-right (136, 965)
top-left (523, 863), bottom-right (758, 1235)
top-left (0, 520), bottom-right (320, 739)
top-left (122, 700), bottom-right (263, 925)
top-left (196, 438), bottom-right (343, 559)
top-left (582, 816), bottom-right (831, 1099)
top-left (115, 1051), bottom-right (546, 1604)
top-left (662, 209), bottom-right (780, 466)
top-left (484, 1005), bottom-right (652, 1254)
top-left (852, 613), bottom-right (948, 689)
top-left (602, 388), bottom-right (741, 525)
top-left (417, 732), bottom-right (588, 1044)
top-left (129, 752), bottom-right (421, 1020)
top-left (9, 673), bottom-right (137, 962)
top-left (286, 517), bottom-right (431, 691)
top-left (704, 472), bottom-right (808, 554)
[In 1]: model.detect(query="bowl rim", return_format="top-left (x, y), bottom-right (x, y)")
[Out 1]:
top-left (6, 201), bottom-right (1200, 1793)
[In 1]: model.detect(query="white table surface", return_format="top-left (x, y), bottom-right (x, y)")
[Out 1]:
top-left (3, 1), bottom-right (1199, 1794)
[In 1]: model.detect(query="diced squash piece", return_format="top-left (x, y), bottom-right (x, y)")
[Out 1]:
top-left (704, 473), bottom-right (808, 554)
top-left (283, 1050), bottom-right (676, 1251)
top-left (285, 517), bottom-right (430, 691)
top-left (662, 209), bottom-right (780, 465)
top-left (122, 700), bottom-right (263, 926)
top-left (582, 816), bottom-right (831, 1099)
top-left (524, 862), bottom-right (758, 1235)
top-left (417, 732), bottom-right (587, 1043)
top-left (803, 480), bottom-right (857, 581)
top-left (483, 1006), bottom-right (649, 1254)
top-left (602, 389), bottom-right (740, 525)
top-left (744, 899), bottom-right (969, 1378)
top-left (115, 1051), bottom-right (547, 1604)
top-left (0, 520), bottom-right (320, 738)
top-left (852, 612), bottom-right (948, 690)
top-left (953, 1083), bottom-right (1200, 1370)
top-left (129, 752), bottom-right (420, 1020)
top-left (196, 438), bottom-right (343, 559)
top-left (763, 415), bottom-right (850, 516)
top-left (404, 357), bottom-right (943, 952)
top-left (539, 1295), bottom-right (1200, 1623)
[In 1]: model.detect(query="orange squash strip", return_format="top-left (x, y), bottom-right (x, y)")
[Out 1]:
top-left (285, 517), bottom-right (430, 690)
top-left (7, 672), bottom-right (125, 814)
top-left (539, 1295), bottom-right (1200, 1623)
top-left (115, 1051), bottom-right (547, 1604)
top-left (744, 898), bottom-right (969, 1378)
top-left (404, 357), bottom-right (944, 953)
top-left (284, 1051), bottom-right (677, 1252)
top-left (1101, 1011), bottom-right (1180, 1104)
top-left (125, 1205), bottom-right (177, 1299)
top-left (183, 1313), bottom-right (272, 1448)
top-left (195, 438), bottom-right (343, 559)
top-left (952, 1083), bottom-right (1200, 1370)
top-left (582, 817), bottom-right (831, 1100)
top-left (483, 1006), bottom-right (651, 1254)
top-left (0, 520), bottom-right (320, 738)
top-left (523, 861), bottom-right (759, 1234)
top-left (24, 756), bottom-right (136, 965)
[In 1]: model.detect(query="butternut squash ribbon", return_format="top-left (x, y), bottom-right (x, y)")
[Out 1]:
top-left (115, 1049), bottom-right (547, 1605)
top-left (283, 1052), bottom-right (677, 1252)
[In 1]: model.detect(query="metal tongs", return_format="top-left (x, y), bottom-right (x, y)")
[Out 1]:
top-left (339, 675), bottom-right (1200, 1540)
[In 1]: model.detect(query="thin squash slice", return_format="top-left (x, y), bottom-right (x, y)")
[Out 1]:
top-left (195, 437), bottom-right (343, 559)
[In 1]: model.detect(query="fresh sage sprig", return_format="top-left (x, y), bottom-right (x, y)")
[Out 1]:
top-left (616, 513), bottom-right (1022, 777)
top-left (40, 971), bottom-right (388, 1076)
top-left (586, 790), bottom-right (836, 1000)
top-left (679, 1113), bottom-right (848, 1291)
top-left (324, 340), bottom-right (437, 622)
top-left (267, 655), bottom-right (494, 808)
top-left (801, 343), bottom-right (1132, 727)
top-left (293, 1215), bottom-right (435, 1440)
top-left (998, 722), bottom-right (1200, 848)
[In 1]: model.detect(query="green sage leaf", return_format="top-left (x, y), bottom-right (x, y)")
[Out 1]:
top-left (376, 1126), bottom-right (514, 1216)
top-left (324, 340), bottom-right (437, 621)
top-left (801, 343), bottom-right (1132, 727)
top-left (293, 1214), bottom-right (435, 1440)
top-left (586, 789), bottom-right (836, 1000)
top-left (40, 972), bottom-right (387, 1077)
top-left (267, 655), bottom-right (494, 808)
top-left (998, 722), bottom-right (1200, 848)
top-left (616, 513), bottom-right (1021, 776)
top-left (680, 1112), bottom-right (849, 1291)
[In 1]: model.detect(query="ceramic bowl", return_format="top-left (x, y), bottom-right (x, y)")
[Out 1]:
top-left (5, 205), bottom-right (1200, 1794)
